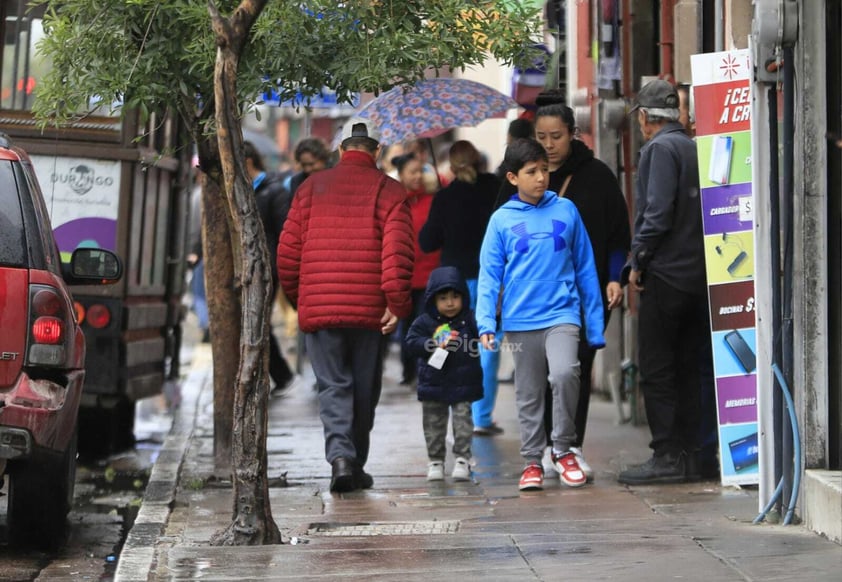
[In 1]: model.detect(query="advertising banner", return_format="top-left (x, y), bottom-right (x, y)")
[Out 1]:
top-left (691, 49), bottom-right (759, 485)
top-left (30, 156), bottom-right (121, 261)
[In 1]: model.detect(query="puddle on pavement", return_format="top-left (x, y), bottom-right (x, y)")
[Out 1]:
top-left (75, 455), bottom-right (150, 580)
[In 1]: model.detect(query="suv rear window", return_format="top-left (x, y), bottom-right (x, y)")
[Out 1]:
top-left (0, 161), bottom-right (26, 267)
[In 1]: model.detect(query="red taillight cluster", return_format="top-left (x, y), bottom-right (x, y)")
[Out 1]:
top-left (31, 289), bottom-right (65, 343)
top-left (73, 300), bottom-right (111, 329)
top-left (27, 285), bottom-right (68, 366)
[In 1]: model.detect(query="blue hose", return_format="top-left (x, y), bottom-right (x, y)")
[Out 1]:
top-left (772, 364), bottom-right (801, 525)
top-left (753, 477), bottom-right (784, 524)
top-left (754, 364), bottom-right (802, 525)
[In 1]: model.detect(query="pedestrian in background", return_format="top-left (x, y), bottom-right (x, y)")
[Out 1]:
top-left (477, 138), bottom-right (605, 492)
top-left (495, 117), bottom-right (534, 179)
top-left (379, 143), bottom-right (405, 179)
top-left (419, 140), bottom-right (504, 436)
top-left (403, 266), bottom-right (483, 482)
top-left (186, 170), bottom-right (209, 342)
top-left (677, 83), bottom-right (696, 137)
top-left (618, 80), bottom-right (708, 485)
top-left (278, 117), bottom-right (414, 493)
top-left (405, 139), bottom-right (444, 193)
top-left (286, 137), bottom-right (331, 197)
top-left (393, 152), bottom-right (441, 386)
top-left (497, 91), bottom-right (631, 481)
top-left (244, 141), bottom-right (295, 394)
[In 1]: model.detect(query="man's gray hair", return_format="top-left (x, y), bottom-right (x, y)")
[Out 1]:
top-left (640, 107), bottom-right (680, 122)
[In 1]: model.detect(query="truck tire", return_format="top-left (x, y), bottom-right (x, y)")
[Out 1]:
top-left (8, 430), bottom-right (77, 550)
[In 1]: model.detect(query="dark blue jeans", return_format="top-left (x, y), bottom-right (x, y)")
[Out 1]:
top-left (638, 275), bottom-right (707, 457)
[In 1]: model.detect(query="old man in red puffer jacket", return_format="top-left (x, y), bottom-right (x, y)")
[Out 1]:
top-left (278, 117), bottom-right (414, 493)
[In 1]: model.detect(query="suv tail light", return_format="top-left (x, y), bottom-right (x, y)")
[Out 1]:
top-left (27, 285), bottom-right (68, 366)
top-left (32, 316), bottom-right (63, 343)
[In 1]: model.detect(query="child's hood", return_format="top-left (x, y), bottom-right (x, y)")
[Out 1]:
top-left (500, 189), bottom-right (558, 210)
top-left (423, 266), bottom-right (471, 318)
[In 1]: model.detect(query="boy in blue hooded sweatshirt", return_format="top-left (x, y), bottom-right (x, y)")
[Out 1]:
top-left (404, 266), bottom-right (484, 482)
top-left (477, 139), bottom-right (605, 491)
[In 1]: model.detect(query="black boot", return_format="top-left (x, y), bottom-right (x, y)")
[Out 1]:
top-left (330, 457), bottom-right (356, 492)
top-left (353, 462), bottom-right (374, 489)
top-left (617, 451), bottom-right (688, 485)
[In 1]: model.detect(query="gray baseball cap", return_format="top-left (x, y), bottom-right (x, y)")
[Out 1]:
top-left (630, 79), bottom-right (679, 112)
top-left (340, 116), bottom-right (380, 144)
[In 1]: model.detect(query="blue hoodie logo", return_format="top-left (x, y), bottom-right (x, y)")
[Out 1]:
top-left (511, 220), bottom-right (567, 253)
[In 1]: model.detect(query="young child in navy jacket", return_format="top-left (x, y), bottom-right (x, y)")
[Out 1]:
top-left (403, 266), bottom-right (483, 482)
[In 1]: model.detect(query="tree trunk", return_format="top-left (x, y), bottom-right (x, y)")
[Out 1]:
top-left (208, 0), bottom-right (280, 546)
top-left (196, 147), bottom-right (239, 473)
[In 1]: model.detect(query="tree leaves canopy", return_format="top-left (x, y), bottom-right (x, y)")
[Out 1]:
top-left (32, 0), bottom-right (543, 127)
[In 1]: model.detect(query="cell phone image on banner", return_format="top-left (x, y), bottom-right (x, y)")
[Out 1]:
top-left (728, 432), bottom-right (759, 472)
top-left (724, 329), bottom-right (756, 373)
top-left (708, 135), bottom-right (733, 185)
top-left (712, 328), bottom-right (757, 376)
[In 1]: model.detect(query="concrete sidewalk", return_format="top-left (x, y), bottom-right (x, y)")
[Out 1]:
top-left (116, 342), bottom-right (840, 581)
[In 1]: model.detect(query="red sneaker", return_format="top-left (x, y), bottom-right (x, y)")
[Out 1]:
top-left (552, 451), bottom-right (587, 487)
top-left (519, 462), bottom-right (544, 491)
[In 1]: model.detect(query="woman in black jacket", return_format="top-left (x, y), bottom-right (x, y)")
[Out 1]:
top-left (497, 92), bottom-right (631, 480)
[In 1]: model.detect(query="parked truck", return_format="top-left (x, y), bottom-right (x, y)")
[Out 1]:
top-left (1, 5), bottom-right (191, 453)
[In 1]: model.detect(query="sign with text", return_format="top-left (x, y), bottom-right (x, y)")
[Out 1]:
top-left (30, 155), bottom-right (121, 261)
top-left (692, 49), bottom-right (759, 486)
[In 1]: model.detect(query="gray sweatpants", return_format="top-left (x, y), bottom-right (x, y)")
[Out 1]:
top-left (507, 324), bottom-right (581, 463)
top-left (305, 328), bottom-right (385, 468)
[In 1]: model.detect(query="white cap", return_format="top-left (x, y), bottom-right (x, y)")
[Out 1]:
top-left (340, 116), bottom-right (380, 144)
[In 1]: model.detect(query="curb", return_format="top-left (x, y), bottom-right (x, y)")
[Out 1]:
top-left (114, 348), bottom-right (210, 581)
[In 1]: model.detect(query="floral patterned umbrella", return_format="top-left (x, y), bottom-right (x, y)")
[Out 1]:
top-left (351, 78), bottom-right (518, 146)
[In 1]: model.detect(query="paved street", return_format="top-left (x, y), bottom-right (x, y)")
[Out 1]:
top-left (117, 340), bottom-right (841, 581)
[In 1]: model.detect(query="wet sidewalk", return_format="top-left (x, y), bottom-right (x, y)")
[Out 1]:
top-left (116, 343), bottom-right (840, 581)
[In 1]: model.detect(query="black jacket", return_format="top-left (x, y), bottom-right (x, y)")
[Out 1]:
top-left (418, 173), bottom-right (500, 279)
top-left (255, 172), bottom-right (291, 283)
top-left (496, 140), bottom-right (631, 304)
top-left (629, 122), bottom-right (704, 294)
top-left (403, 267), bottom-right (483, 404)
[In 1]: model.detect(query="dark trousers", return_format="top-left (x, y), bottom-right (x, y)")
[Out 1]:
top-left (399, 289), bottom-right (426, 382)
top-left (268, 331), bottom-right (293, 386)
top-left (638, 275), bottom-right (707, 457)
top-left (305, 328), bottom-right (386, 468)
top-left (268, 281), bottom-right (293, 386)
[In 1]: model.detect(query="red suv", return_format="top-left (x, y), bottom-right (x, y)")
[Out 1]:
top-left (0, 134), bottom-right (121, 549)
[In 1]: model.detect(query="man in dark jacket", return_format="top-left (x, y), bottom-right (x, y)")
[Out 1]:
top-left (619, 80), bottom-right (709, 485)
top-left (277, 118), bottom-right (414, 493)
top-left (244, 141), bottom-right (294, 393)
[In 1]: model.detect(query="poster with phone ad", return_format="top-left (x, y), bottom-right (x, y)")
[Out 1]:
top-left (692, 49), bottom-right (759, 485)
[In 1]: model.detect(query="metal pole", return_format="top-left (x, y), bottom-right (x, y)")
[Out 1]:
top-left (714, 0), bottom-right (724, 51)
